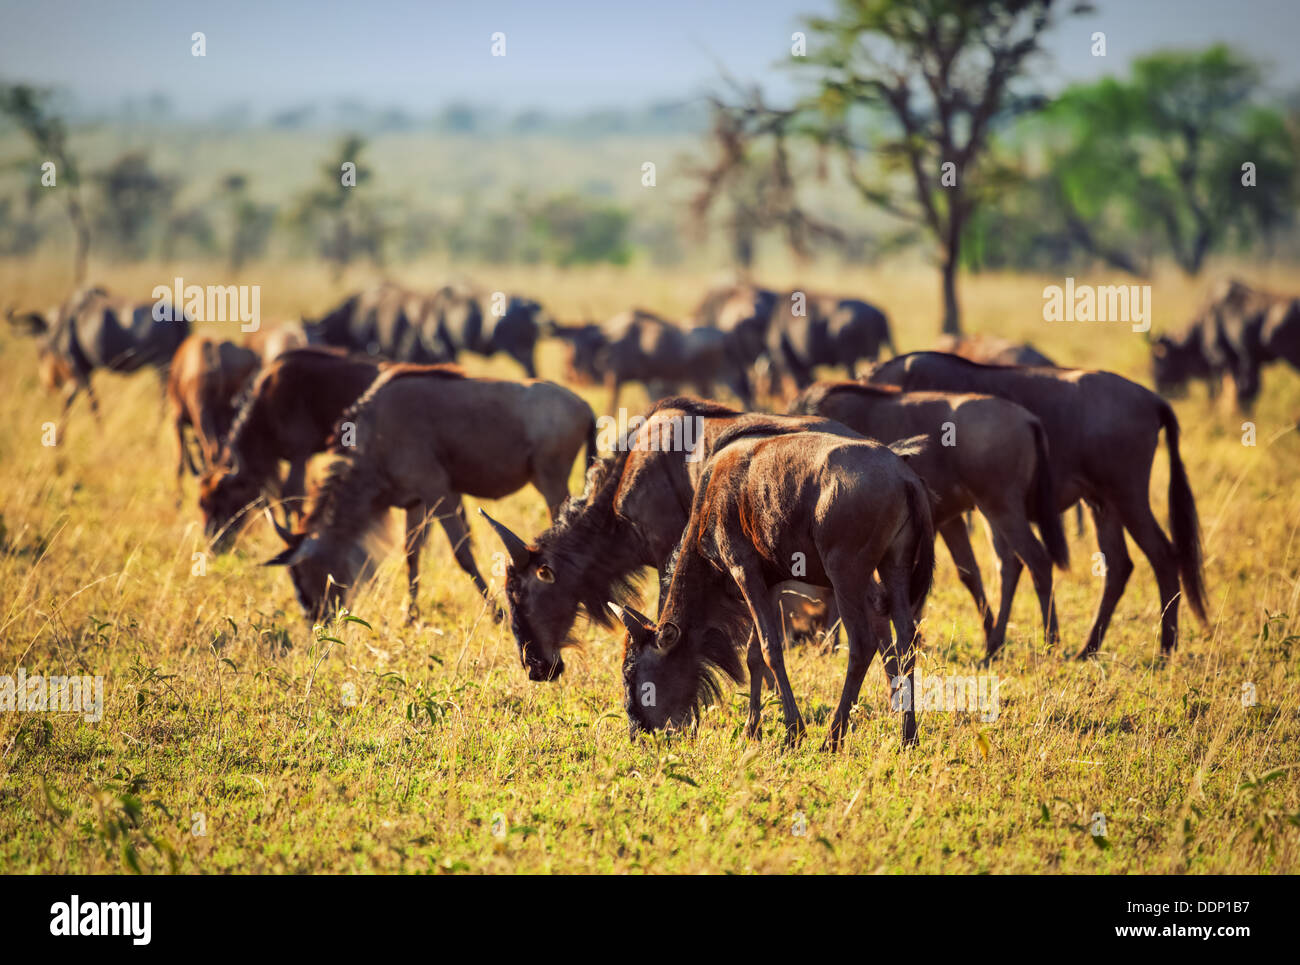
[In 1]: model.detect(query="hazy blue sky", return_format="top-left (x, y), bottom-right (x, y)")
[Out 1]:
top-left (1, 0), bottom-right (1297, 117)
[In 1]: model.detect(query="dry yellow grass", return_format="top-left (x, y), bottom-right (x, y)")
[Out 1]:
top-left (1, 255), bottom-right (1297, 873)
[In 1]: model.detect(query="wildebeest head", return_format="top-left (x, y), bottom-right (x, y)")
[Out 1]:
top-left (199, 459), bottom-right (263, 551)
top-left (262, 511), bottom-right (357, 622)
top-left (551, 323), bottom-right (606, 385)
top-left (1150, 332), bottom-right (1210, 397)
top-left (613, 601), bottom-right (743, 738)
top-left (479, 508), bottom-right (568, 681)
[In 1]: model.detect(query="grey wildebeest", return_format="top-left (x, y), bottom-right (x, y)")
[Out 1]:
top-left (869, 352), bottom-right (1207, 657)
top-left (764, 291), bottom-right (895, 393)
top-left (595, 309), bottom-right (752, 412)
top-left (427, 285), bottom-right (544, 378)
top-left (613, 426), bottom-right (934, 748)
top-left (1151, 279), bottom-right (1300, 411)
top-left (198, 348), bottom-right (382, 549)
top-left (790, 381), bottom-right (1069, 658)
top-left (479, 397), bottom-right (861, 681)
top-left (305, 283), bottom-right (444, 364)
top-left (263, 365), bottom-right (596, 622)
top-left (166, 334), bottom-right (261, 488)
top-left (8, 286), bottom-right (191, 423)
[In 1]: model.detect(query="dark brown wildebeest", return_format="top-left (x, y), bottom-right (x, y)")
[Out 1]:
top-left (790, 381), bottom-right (1069, 657)
top-left (8, 286), bottom-right (191, 422)
top-left (479, 397), bottom-right (858, 681)
top-left (167, 335), bottom-right (260, 487)
top-left (596, 309), bottom-right (752, 412)
top-left (764, 291), bottom-right (895, 393)
top-left (935, 334), bottom-right (1057, 367)
top-left (198, 348), bottom-right (382, 550)
top-left (305, 283), bottom-right (445, 364)
top-left (550, 322), bottom-right (607, 386)
top-left (869, 352), bottom-right (1207, 657)
top-left (693, 282), bottom-right (778, 371)
top-left (612, 427), bottom-right (934, 748)
top-left (1151, 280), bottom-right (1300, 411)
top-left (264, 366), bottom-right (597, 622)
top-left (427, 286), bottom-right (545, 378)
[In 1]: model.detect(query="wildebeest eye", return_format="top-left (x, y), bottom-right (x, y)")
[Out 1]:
top-left (536, 565), bottom-right (555, 583)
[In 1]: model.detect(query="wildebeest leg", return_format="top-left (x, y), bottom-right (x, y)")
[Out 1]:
top-left (987, 531), bottom-right (1023, 661)
top-left (820, 597), bottom-right (842, 651)
top-left (403, 503), bottom-right (431, 624)
top-left (1079, 501), bottom-right (1133, 658)
top-left (824, 584), bottom-right (883, 751)
top-left (433, 497), bottom-right (501, 619)
top-left (605, 373), bottom-right (621, 415)
top-left (730, 564), bottom-right (806, 745)
top-left (173, 414), bottom-right (196, 505)
top-left (939, 518), bottom-right (994, 647)
top-left (1116, 498), bottom-right (1181, 655)
top-left (879, 560), bottom-right (919, 746)
top-left (987, 508), bottom-right (1059, 650)
top-left (743, 630), bottom-right (772, 739)
top-left (529, 461), bottom-right (572, 520)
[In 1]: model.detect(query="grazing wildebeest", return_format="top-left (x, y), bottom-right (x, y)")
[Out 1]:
top-left (765, 291), bottom-right (895, 393)
top-left (869, 352), bottom-right (1207, 657)
top-left (790, 381), bottom-right (1069, 657)
top-left (935, 334), bottom-right (1057, 367)
top-left (8, 286), bottom-right (191, 422)
top-left (167, 335), bottom-right (260, 487)
top-left (198, 348), bottom-right (381, 550)
top-left (479, 397), bottom-right (857, 681)
top-left (424, 285), bottom-right (545, 378)
top-left (263, 366), bottom-right (597, 622)
top-left (306, 283), bottom-right (445, 364)
top-left (613, 427), bottom-right (934, 748)
top-left (1152, 280), bottom-right (1300, 411)
top-left (598, 309), bottom-right (752, 412)
top-left (550, 322), bottom-right (607, 386)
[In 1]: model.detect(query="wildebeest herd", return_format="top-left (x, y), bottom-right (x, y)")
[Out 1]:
top-left (11, 277), bottom-right (1300, 746)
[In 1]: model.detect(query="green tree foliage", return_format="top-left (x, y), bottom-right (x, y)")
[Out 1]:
top-left (1036, 46), bottom-right (1295, 275)
top-left (290, 135), bottom-right (385, 280)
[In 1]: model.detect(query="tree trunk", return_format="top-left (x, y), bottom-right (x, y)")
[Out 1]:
top-left (940, 256), bottom-right (961, 335)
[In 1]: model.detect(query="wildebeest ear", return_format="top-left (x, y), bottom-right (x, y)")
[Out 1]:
top-left (6, 309), bottom-right (47, 336)
top-left (657, 621), bottom-right (681, 651)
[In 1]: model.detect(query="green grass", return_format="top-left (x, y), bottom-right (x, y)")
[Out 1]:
top-left (1, 257), bottom-right (1298, 873)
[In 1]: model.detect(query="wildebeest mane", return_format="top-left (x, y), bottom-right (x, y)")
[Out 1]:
top-left (790, 380), bottom-right (901, 414)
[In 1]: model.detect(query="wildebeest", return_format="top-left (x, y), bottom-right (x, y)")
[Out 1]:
top-left (199, 348), bottom-right (381, 549)
top-left (693, 282), bottom-right (778, 370)
top-left (790, 381), bottom-right (1068, 657)
top-left (613, 427), bottom-right (934, 748)
top-left (480, 397), bottom-right (860, 681)
top-left (869, 352), bottom-right (1207, 657)
top-left (935, 334), bottom-right (1056, 367)
top-left (305, 283), bottom-right (444, 364)
top-left (765, 291), bottom-right (895, 393)
top-left (8, 286), bottom-right (191, 421)
top-left (1151, 279), bottom-right (1300, 410)
top-left (246, 322), bottom-right (311, 364)
top-left (167, 335), bottom-right (261, 487)
top-left (594, 309), bottom-right (753, 412)
top-left (550, 322), bottom-right (607, 386)
top-left (428, 285), bottom-right (544, 378)
top-left (264, 366), bottom-right (596, 622)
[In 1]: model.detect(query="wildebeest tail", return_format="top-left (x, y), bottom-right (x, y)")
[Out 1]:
top-left (1159, 400), bottom-right (1207, 623)
top-left (904, 474), bottom-right (935, 613)
top-left (1028, 419), bottom-right (1069, 569)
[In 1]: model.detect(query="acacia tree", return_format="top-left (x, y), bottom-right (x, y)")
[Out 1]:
top-left (0, 84), bottom-right (91, 283)
top-left (798, 0), bottom-right (1090, 333)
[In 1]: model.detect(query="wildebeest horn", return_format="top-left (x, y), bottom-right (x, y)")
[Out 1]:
top-left (608, 601), bottom-right (664, 647)
top-left (478, 507), bottom-right (531, 569)
top-left (264, 506), bottom-right (296, 545)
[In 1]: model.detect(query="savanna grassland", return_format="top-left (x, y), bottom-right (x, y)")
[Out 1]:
top-left (1, 257), bottom-right (1298, 874)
